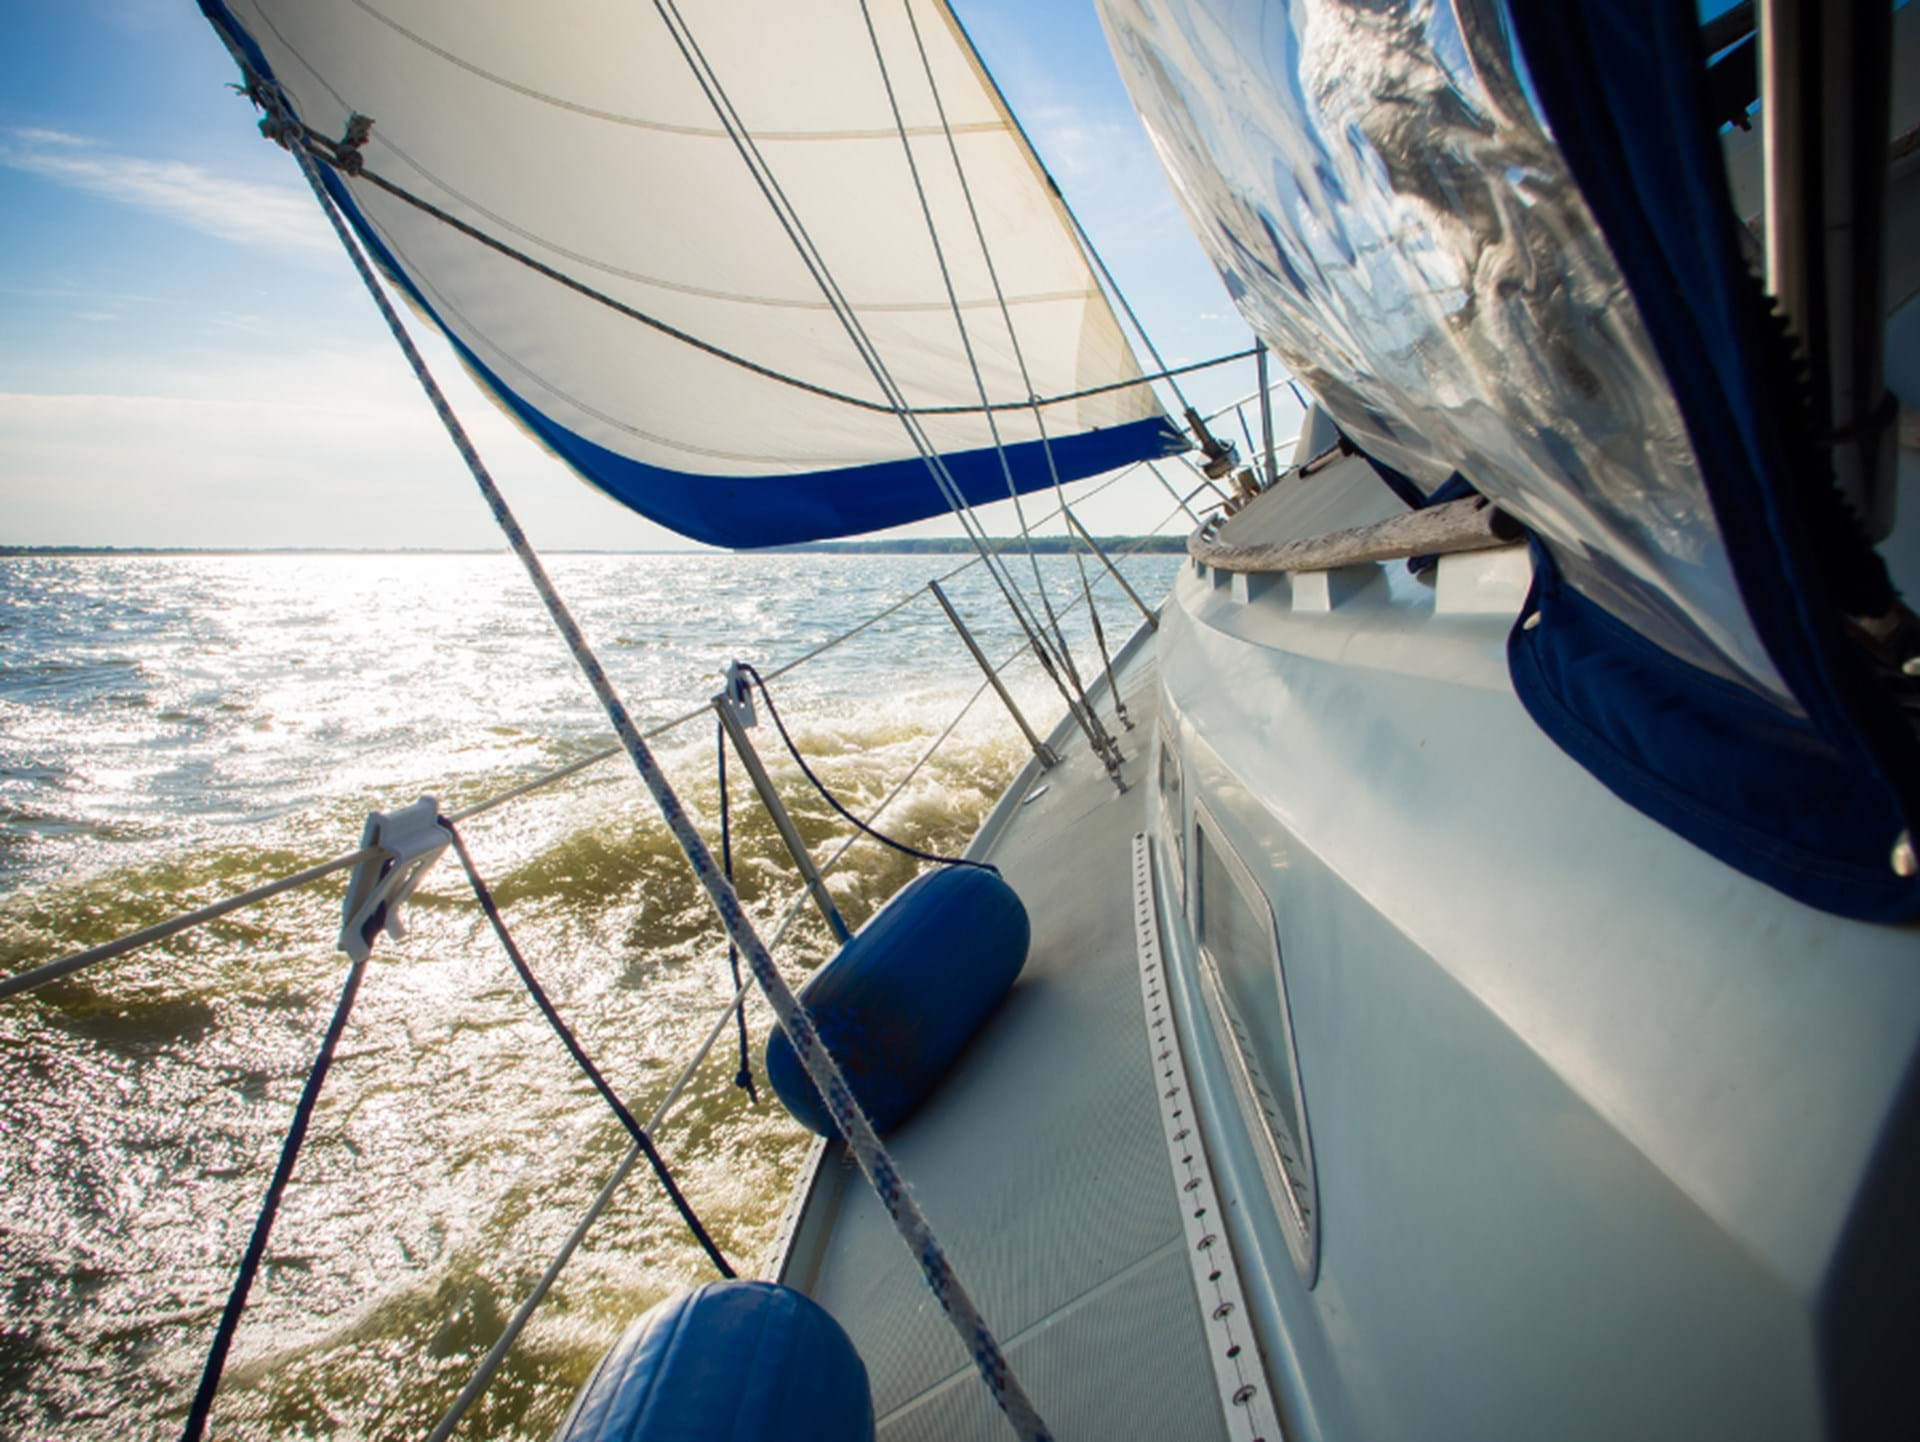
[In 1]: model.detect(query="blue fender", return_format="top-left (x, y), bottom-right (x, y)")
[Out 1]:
top-left (553, 1281), bottom-right (873, 1442)
top-left (765, 865), bottom-right (1030, 1138)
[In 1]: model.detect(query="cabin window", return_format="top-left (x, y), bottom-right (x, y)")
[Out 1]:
top-left (1156, 726), bottom-right (1186, 907)
top-left (1194, 815), bottom-right (1317, 1278)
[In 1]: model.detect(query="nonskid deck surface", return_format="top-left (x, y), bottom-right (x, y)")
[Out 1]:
top-left (777, 644), bottom-right (1230, 1442)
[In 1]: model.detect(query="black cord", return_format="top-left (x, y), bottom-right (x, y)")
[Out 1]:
top-left (440, 820), bottom-right (735, 1279)
top-left (715, 720), bottom-right (758, 1103)
top-left (738, 664), bottom-right (996, 876)
top-left (295, 127), bottom-right (1250, 420)
top-left (181, 954), bottom-right (369, 1442)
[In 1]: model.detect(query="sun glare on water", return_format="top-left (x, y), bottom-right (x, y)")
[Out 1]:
top-left (0, 549), bottom-right (1176, 1440)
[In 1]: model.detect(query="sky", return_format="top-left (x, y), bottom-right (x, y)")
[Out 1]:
top-left (0, 2), bottom-right (1276, 551)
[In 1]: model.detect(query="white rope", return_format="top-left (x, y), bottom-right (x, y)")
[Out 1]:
top-left (277, 97), bottom-right (1051, 1439)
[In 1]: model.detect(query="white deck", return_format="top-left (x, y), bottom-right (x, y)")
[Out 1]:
top-left (772, 635), bottom-right (1238, 1442)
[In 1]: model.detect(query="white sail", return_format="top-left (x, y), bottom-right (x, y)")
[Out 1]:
top-left (203, 0), bottom-right (1183, 544)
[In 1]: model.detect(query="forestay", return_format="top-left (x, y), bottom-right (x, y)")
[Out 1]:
top-left (200, 0), bottom-right (1184, 546)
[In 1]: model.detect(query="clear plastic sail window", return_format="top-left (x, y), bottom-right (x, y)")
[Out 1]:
top-left (1097, 0), bottom-right (1795, 707)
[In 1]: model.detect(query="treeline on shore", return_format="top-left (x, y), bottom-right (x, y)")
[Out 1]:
top-left (5, 536), bottom-right (1187, 558)
top-left (752, 535), bottom-right (1186, 555)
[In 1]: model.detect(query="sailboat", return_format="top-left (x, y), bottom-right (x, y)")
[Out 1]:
top-left (9, 0), bottom-right (1916, 1437)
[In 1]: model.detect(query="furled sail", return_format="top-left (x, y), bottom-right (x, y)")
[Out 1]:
top-left (200, 0), bottom-right (1185, 546)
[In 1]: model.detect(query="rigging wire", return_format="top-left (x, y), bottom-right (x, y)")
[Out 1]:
top-left (642, 0), bottom-right (1113, 778)
top-left (895, 0), bottom-right (1132, 732)
top-left (306, 129), bottom-right (1257, 423)
top-left (854, 0), bottom-right (1120, 772)
top-left (0, 848), bottom-right (373, 1002)
top-left (940, 4), bottom-right (1198, 417)
top-left (428, 672), bottom-right (997, 1441)
top-left (1145, 459), bottom-right (1205, 528)
top-left (0, 470), bottom-right (1170, 1005)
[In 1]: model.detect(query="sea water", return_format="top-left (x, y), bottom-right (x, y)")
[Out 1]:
top-left (0, 549), bottom-right (1178, 1440)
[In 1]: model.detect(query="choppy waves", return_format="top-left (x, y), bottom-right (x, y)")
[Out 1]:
top-left (0, 551), bottom-right (1174, 1440)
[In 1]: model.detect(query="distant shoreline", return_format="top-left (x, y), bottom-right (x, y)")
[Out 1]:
top-left (2, 536), bottom-right (1187, 558)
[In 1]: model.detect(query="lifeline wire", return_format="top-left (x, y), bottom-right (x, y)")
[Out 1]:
top-left (180, 955), bottom-right (368, 1442)
top-left (428, 673), bottom-right (996, 1441)
top-left (271, 84), bottom-right (1053, 1442)
top-left (440, 819), bottom-right (735, 1278)
top-left (0, 456), bottom-right (1166, 1004)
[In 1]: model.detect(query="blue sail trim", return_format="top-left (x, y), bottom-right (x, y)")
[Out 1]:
top-left (197, 1), bottom-right (1185, 550)
top-left (479, 410), bottom-right (1184, 551)
top-left (1504, 2), bottom-right (1920, 921)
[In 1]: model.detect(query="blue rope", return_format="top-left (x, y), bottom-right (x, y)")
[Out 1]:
top-left (440, 820), bottom-right (735, 1279)
top-left (715, 720), bottom-right (758, 1103)
top-left (180, 954), bottom-right (368, 1442)
top-left (739, 664), bottom-right (996, 877)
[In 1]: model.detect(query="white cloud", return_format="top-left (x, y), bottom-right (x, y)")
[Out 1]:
top-left (1026, 103), bottom-right (1135, 185)
top-left (0, 341), bottom-right (694, 551)
top-left (1, 128), bottom-right (331, 255)
top-left (11, 127), bottom-right (94, 149)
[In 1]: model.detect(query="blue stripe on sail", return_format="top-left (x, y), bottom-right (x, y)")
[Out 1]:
top-left (540, 415), bottom-right (1187, 549)
top-left (197, 1), bottom-right (1186, 549)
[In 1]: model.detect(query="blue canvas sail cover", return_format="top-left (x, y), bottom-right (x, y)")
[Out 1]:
top-left (198, 0), bottom-right (1184, 548)
top-left (1097, 0), bottom-right (1920, 919)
